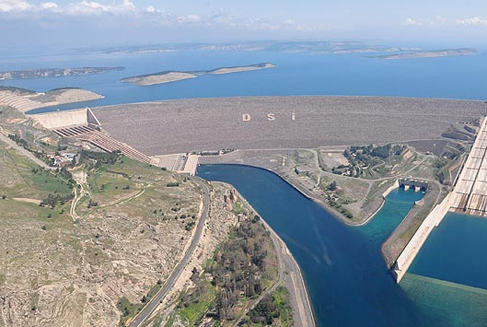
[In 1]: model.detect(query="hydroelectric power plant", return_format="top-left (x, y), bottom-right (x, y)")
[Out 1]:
top-left (28, 96), bottom-right (487, 326)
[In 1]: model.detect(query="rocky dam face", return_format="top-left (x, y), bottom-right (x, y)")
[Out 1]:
top-left (86, 96), bottom-right (485, 155)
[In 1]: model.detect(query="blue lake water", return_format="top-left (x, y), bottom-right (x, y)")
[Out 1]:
top-left (3, 48), bottom-right (487, 325)
top-left (410, 212), bottom-right (487, 290)
top-left (1, 50), bottom-right (487, 114)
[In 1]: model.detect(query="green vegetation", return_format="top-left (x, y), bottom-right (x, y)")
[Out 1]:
top-left (328, 180), bottom-right (337, 191)
top-left (178, 280), bottom-right (217, 326)
top-left (117, 282), bottom-right (163, 327)
top-left (243, 286), bottom-right (293, 326)
top-left (231, 201), bottom-right (248, 215)
top-left (40, 192), bottom-right (74, 209)
top-left (166, 215), bottom-right (286, 327)
top-left (8, 133), bottom-right (59, 167)
top-left (334, 144), bottom-right (407, 178)
top-left (208, 220), bottom-right (272, 317)
top-left (8, 133), bottom-right (28, 148)
top-left (320, 179), bottom-right (355, 219)
top-left (434, 151), bottom-right (463, 185)
top-left (80, 149), bottom-right (120, 168)
top-left (0, 145), bottom-right (73, 201)
top-left (0, 118), bottom-right (204, 327)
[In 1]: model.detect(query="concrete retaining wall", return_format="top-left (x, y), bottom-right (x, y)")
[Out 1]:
top-left (383, 179), bottom-right (399, 198)
top-left (365, 179), bottom-right (400, 224)
top-left (32, 108), bottom-right (89, 129)
top-left (393, 193), bottom-right (455, 282)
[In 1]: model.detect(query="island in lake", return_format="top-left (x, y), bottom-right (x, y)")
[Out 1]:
top-left (370, 48), bottom-right (478, 60)
top-left (120, 63), bottom-right (276, 86)
top-left (0, 66), bottom-right (124, 81)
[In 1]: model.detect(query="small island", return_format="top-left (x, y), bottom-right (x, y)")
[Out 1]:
top-left (120, 63), bottom-right (276, 86)
top-left (370, 48), bottom-right (478, 60)
top-left (0, 66), bottom-right (124, 81)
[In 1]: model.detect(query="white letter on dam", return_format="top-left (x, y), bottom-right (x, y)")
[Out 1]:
top-left (242, 114), bottom-right (251, 122)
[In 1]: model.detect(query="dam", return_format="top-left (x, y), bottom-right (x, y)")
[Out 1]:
top-left (393, 116), bottom-right (487, 282)
top-left (25, 96), bottom-right (487, 325)
top-left (30, 96), bottom-right (485, 156)
top-left (32, 108), bottom-right (153, 164)
top-left (29, 97), bottom-right (487, 284)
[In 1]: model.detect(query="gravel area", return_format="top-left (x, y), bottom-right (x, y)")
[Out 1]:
top-left (91, 96), bottom-right (485, 156)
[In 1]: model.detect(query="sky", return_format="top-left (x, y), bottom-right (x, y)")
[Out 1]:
top-left (1, 0), bottom-right (487, 48)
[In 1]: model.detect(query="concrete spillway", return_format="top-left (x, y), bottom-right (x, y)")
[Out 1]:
top-left (31, 107), bottom-right (99, 129)
top-left (450, 117), bottom-right (487, 216)
top-left (399, 178), bottom-right (428, 192)
top-left (393, 117), bottom-right (487, 282)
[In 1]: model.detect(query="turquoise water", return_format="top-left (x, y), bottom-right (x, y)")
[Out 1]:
top-left (198, 164), bottom-right (487, 326)
top-left (3, 48), bottom-right (487, 324)
top-left (198, 164), bottom-right (428, 327)
top-left (410, 212), bottom-right (487, 290)
top-left (401, 273), bottom-right (487, 327)
top-left (1, 50), bottom-right (487, 114)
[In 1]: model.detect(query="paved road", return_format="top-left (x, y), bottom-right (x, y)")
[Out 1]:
top-left (129, 176), bottom-right (210, 327)
top-left (0, 131), bottom-right (55, 170)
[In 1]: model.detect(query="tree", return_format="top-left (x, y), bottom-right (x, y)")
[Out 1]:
top-left (328, 181), bottom-right (337, 191)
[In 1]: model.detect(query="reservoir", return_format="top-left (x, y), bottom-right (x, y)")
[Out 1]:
top-left (410, 212), bottom-right (487, 290)
top-left (2, 50), bottom-right (487, 114)
top-left (3, 48), bottom-right (487, 325)
top-left (197, 164), bottom-right (487, 327)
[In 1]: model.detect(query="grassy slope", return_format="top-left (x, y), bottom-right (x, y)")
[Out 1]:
top-left (0, 142), bottom-right (202, 326)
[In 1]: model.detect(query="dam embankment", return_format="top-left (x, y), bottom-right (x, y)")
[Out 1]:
top-left (86, 96), bottom-right (484, 156)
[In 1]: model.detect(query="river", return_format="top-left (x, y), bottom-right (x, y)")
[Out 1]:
top-left (4, 48), bottom-right (487, 325)
top-left (197, 164), bottom-right (487, 327)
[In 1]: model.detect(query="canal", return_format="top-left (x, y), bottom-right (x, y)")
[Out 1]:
top-left (197, 164), bottom-right (487, 327)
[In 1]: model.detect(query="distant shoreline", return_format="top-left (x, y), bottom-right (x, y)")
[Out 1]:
top-left (120, 63), bottom-right (276, 86)
top-left (0, 66), bottom-right (124, 81)
top-left (370, 48), bottom-right (478, 60)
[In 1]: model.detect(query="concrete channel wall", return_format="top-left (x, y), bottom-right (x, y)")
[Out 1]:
top-left (383, 179), bottom-right (400, 198)
top-left (392, 118), bottom-right (487, 283)
top-left (392, 193), bottom-right (454, 282)
top-left (366, 179), bottom-right (400, 224)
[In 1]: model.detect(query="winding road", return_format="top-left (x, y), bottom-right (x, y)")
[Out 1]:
top-left (129, 176), bottom-right (210, 327)
top-left (0, 131), bottom-right (55, 170)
